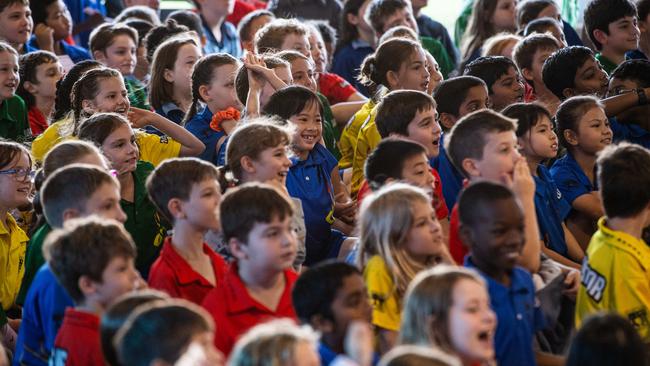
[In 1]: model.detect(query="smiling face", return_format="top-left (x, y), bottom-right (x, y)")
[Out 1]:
top-left (405, 106), bottom-right (442, 158)
top-left (405, 200), bottom-right (445, 263)
top-left (182, 178), bottom-right (222, 232)
top-left (288, 100), bottom-right (322, 159)
top-left (570, 106), bottom-right (612, 155)
top-left (45, 0), bottom-right (72, 41)
top-left (490, 67), bottom-right (525, 111)
top-left (0, 3), bottom-right (32, 46)
top-left (84, 76), bottom-right (130, 116)
top-left (400, 152), bottom-right (436, 198)
top-left (470, 130), bottom-right (521, 182)
top-left (247, 143), bottom-right (292, 186)
top-left (519, 114), bottom-right (559, 160)
top-left (98, 35), bottom-right (137, 76)
top-left (0, 151), bottom-right (31, 210)
top-left (0, 50), bottom-right (18, 100)
top-left (391, 47), bottom-right (430, 92)
top-left (100, 123), bottom-right (139, 175)
top-left (603, 16), bottom-right (640, 53)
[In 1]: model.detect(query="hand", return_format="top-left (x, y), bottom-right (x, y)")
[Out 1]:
top-left (34, 23), bottom-right (55, 52)
top-left (562, 268), bottom-right (580, 299)
top-left (243, 52), bottom-right (267, 92)
top-left (127, 107), bottom-right (158, 129)
top-left (344, 321), bottom-right (374, 366)
top-left (333, 192), bottom-right (356, 224)
top-left (504, 156), bottom-right (535, 201)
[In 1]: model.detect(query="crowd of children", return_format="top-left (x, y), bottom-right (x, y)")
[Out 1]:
top-left (2, 0), bottom-right (650, 364)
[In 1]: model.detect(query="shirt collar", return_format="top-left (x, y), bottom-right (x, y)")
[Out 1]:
top-left (596, 217), bottom-right (650, 266)
top-left (160, 238), bottom-right (220, 286)
top-left (224, 262), bottom-right (295, 314)
top-left (161, 102), bottom-right (183, 116)
top-left (351, 39), bottom-right (372, 49)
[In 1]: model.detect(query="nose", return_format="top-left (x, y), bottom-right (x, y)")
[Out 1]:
top-left (484, 307), bottom-right (497, 326)
top-left (282, 154), bottom-right (291, 167)
top-left (116, 206), bottom-right (128, 223)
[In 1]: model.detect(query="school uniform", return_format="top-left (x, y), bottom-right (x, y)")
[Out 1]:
top-left (319, 72), bottom-right (358, 106)
top-left (465, 256), bottom-right (545, 366)
top-left (0, 213), bottom-right (29, 312)
top-left (419, 36), bottom-right (454, 79)
top-left (534, 165), bottom-right (571, 257)
top-left (201, 262), bottom-right (298, 356)
top-left (549, 152), bottom-right (595, 208)
top-left (338, 100), bottom-right (375, 170)
top-left (148, 238), bottom-right (228, 305)
top-left (350, 114), bottom-right (380, 195)
top-left (27, 106), bottom-right (48, 136)
top-left (0, 95), bottom-right (30, 142)
top-left (186, 106), bottom-right (225, 166)
top-left (609, 116), bottom-right (650, 149)
top-left (50, 309), bottom-right (104, 366)
top-left (364, 255), bottom-right (401, 332)
top-left (16, 223), bottom-right (51, 306)
top-left (64, 0), bottom-right (106, 48)
top-left (332, 40), bottom-right (374, 97)
top-left (317, 92), bottom-right (340, 159)
top-left (431, 136), bottom-right (464, 210)
top-left (201, 16), bottom-right (242, 57)
top-left (154, 102), bottom-right (185, 126)
top-left (124, 76), bottom-right (150, 110)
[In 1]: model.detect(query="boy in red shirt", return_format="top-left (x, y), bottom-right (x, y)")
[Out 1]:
top-left (45, 217), bottom-right (142, 366)
top-left (201, 183), bottom-right (299, 356)
top-left (146, 157), bottom-right (228, 305)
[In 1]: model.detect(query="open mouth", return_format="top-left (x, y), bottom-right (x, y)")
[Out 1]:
top-left (550, 143), bottom-right (558, 151)
top-left (301, 133), bottom-right (318, 145)
top-left (601, 137), bottom-right (612, 144)
top-left (114, 106), bottom-right (128, 114)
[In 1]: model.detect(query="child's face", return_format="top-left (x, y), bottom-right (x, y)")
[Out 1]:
top-left (205, 63), bottom-right (242, 111)
top-left (101, 123), bottom-right (139, 175)
top-left (518, 115), bottom-right (558, 160)
top-left (307, 30), bottom-right (327, 74)
top-left (0, 50), bottom-right (18, 100)
top-left (400, 152), bottom-right (435, 198)
top-left (288, 101), bottom-right (322, 157)
top-left (572, 56), bottom-right (609, 98)
top-left (405, 200), bottom-right (444, 263)
top-left (448, 278), bottom-right (496, 364)
top-left (537, 3), bottom-right (562, 23)
top-left (425, 52), bottom-right (443, 93)
top-left (243, 15), bottom-right (272, 52)
top-left (470, 131), bottom-right (520, 182)
top-left (289, 58), bottom-right (317, 92)
top-left (467, 197), bottom-right (525, 273)
top-left (290, 341), bottom-right (320, 366)
top-left (29, 60), bottom-right (63, 99)
top-left (570, 106), bottom-right (612, 154)
top-left (249, 143), bottom-right (292, 186)
top-left (527, 46), bottom-right (558, 87)
top-left (97, 35), bottom-right (137, 76)
top-left (173, 332), bottom-right (225, 366)
top-left (604, 16), bottom-right (640, 53)
top-left (490, 66), bottom-right (524, 111)
top-left (84, 76), bottom-right (130, 116)
top-left (328, 273), bottom-right (373, 335)
top-left (458, 85), bottom-right (490, 117)
top-left (182, 178), bottom-right (222, 231)
top-left (166, 43), bottom-right (201, 97)
top-left (391, 47), bottom-right (430, 92)
top-left (239, 214), bottom-right (297, 272)
top-left (381, 7), bottom-right (418, 34)
top-left (280, 33), bottom-right (311, 58)
top-left (81, 181), bottom-right (127, 223)
top-left (94, 256), bottom-right (141, 307)
top-left (491, 0), bottom-right (516, 32)
top-left (260, 65), bottom-right (292, 108)
top-left (0, 3), bottom-right (32, 46)
top-left (607, 76), bottom-right (638, 97)
top-left (199, 0), bottom-right (235, 18)
top-left (0, 151), bottom-right (31, 210)
top-left (544, 22), bottom-right (568, 48)
top-left (45, 0), bottom-right (72, 41)
top-left (406, 106), bottom-right (442, 158)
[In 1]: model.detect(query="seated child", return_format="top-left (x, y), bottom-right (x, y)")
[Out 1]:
top-left (523, 17), bottom-right (568, 48)
top-left (237, 9), bottom-right (274, 53)
top-left (463, 56), bottom-right (525, 112)
top-left (45, 217), bottom-right (142, 365)
top-left (0, 0), bottom-right (35, 54)
top-left (234, 54), bottom-right (290, 113)
top-left (607, 59), bottom-right (650, 134)
top-left (0, 41), bottom-right (29, 142)
top-left (46, 60), bottom-right (101, 129)
top-left (192, 0), bottom-right (242, 56)
top-left (146, 157), bottom-right (228, 305)
top-left (201, 183), bottom-right (299, 356)
top-left (17, 51), bottom-right (63, 136)
top-left (431, 76), bottom-right (489, 209)
top-left (458, 181), bottom-right (550, 366)
top-left (584, 0), bottom-right (640, 75)
top-left (293, 261), bottom-right (375, 366)
top-left (512, 33), bottom-right (560, 113)
top-left (575, 142), bottom-right (650, 342)
top-left (122, 18), bottom-right (155, 86)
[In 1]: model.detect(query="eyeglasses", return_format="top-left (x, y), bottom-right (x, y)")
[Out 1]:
top-left (0, 168), bottom-right (35, 182)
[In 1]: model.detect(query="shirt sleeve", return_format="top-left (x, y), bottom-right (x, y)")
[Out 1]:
top-left (364, 257), bottom-right (401, 331)
top-left (135, 131), bottom-right (182, 167)
top-left (432, 168), bottom-right (449, 219)
top-left (550, 165), bottom-right (590, 205)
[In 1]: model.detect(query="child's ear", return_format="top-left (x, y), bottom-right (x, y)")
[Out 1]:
top-left (592, 29), bottom-right (609, 48)
top-left (229, 238), bottom-right (248, 260)
top-left (240, 155), bottom-right (256, 174)
top-left (23, 81), bottom-right (38, 95)
top-left (563, 129), bottom-right (579, 146)
top-left (93, 50), bottom-right (107, 64)
top-left (61, 208), bottom-right (81, 223)
top-left (461, 158), bottom-right (481, 178)
top-left (198, 84), bottom-right (211, 103)
top-left (386, 70), bottom-right (400, 90)
top-left (439, 113), bottom-right (456, 131)
top-left (78, 274), bottom-right (98, 298)
top-left (167, 197), bottom-right (185, 220)
top-left (521, 68), bottom-right (534, 83)
top-left (163, 68), bottom-right (175, 83)
top-left (81, 99), bottom-right (96, 115)
top-left (562, 87), bottom-right (576, 99)
top-left (458, 224), bottom-right (475, 250)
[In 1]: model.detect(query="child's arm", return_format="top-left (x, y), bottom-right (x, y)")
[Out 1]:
top-left (535, 351), bottom-right (565, 366)
top-left (540, 246), bottom-right (581, 270)
top-left (563, 222), bottom-right (585, 263)
top-left (509, 157), bottom-right (541, 273)
top-left (331, 100), bottom-right (366, 129)
top-left (602, 87), bottom-right (650, 129)
top-left (571, 192), bottom-right (604, 220)
top-left (343, 321), bottom-right (374, 366)
top-left (331, 166), bottom-right (356, 224)
top-left (128, 107), bottom-right (205, 156)
top-left (243, 53), bottom-right (265, 118)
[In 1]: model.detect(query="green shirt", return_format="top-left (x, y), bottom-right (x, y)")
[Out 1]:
top-left (595, 53), bottom-right (618, 76)
top-left (420, 36), bottom-right (455, 79)
top-left (317, 92), bottom-right (341, 160)
top-left (0, 95), bottom-right (30, 142)
top-left (121, 160), bottom-right (168, 278)
top-left (124, 77), bottom-right (151, 110)
top-left (16, 223), bottom-right (51, 305)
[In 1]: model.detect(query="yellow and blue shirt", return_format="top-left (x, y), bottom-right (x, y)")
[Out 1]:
top-left (0, 213), bottom-right (29, 311)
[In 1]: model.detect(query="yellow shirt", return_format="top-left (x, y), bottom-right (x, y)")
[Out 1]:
top-left (339, 100), bottom-right (375, 170)
top-left (0, 213), bottom-right (29, 311)
top-left (31, 119), bottom-right (181, 167)
top-left (364, 255), bottom-right (401, 331)
top-left (575, 217), bottom-right (650, 340)
top-left (351, 115), bottom-right (381, 195)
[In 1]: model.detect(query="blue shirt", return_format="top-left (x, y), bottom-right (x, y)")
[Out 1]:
top-left (431, 135), bottom-right (464, 211)
top-left (153, 102), bottom-right (185, 130)
top-left (550, 152), bottom-right (595, 206)
top-left (609, 116), bottom-right (650, 149)
top-left (12, 265), bottom-right (74, 366)
top-left (185, 106), bottom-right (225, 165)
top-left (64, 0), bottom-right (106, 48)
top-left (332, 40), bottom-right (373, 97)
top-left (201, 16), bottom-right (242, 57)
top-left (534, 165), bottom-right (571, 257)
top-left (562, 20), bottom-right (583, 47)
top-left (465, 257), bottom-right (545, 366)
top-left (318, 342), bottom-right (379, 366)
top-left (27, 37), bottom-right (92, 63)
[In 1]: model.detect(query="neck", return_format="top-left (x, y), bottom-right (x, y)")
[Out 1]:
top-left (10, 42), bottom-right (23, 53)
top-left (357, 29), bottom-right (375, 48)
top-left (76, 300), bottom-right (104, 316)
top-left (238, 262), bottom-right (284, 289)
top-left (472, 255), bottom-right (509, 285)
top-left (320, 333), bottom-right (345, 355)
top-left (606, 216), bottom-right (646, 239)
top-left (203, 10), bottom-right (225, 29)
top-left (171, 221), bottom-right (207, 259)
top-left (172, 88), bottom-right (192, 113)
top-left (600, 47), bottom-right (626, 65)
top-left (571, 148), bottom-right (597, 182)
top-left (524, 155), bottom-right (542, 177)
top-left (133, 64), bottom-right (148, 83)
top-left (52, 40), bottom-right (63, 55)
top-left (118, 171), bottom-right (134, 199)
top-left (35, 96), bottom-right (55, 120)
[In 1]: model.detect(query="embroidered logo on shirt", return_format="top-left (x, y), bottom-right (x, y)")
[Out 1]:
top-left (371, 293), bottom-right (387, 311)
top-left (628, 308), bottom-right (649, 331)
top-left (556, 188), bottom-right (562, 200)
top-left (159, 135), bottom-right (169, 144)
top-left (580, 260), bottom-right (607, 302)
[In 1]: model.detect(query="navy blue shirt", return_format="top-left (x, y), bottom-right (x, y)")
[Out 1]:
top-left (562, 20), bottom-right (583, 47)
top-left (332, 40), bottom-right (373, 97)
top-left (154, 102), bottom-right (185, 126)
top-left (609, 116), bottom-right (650, 149)
top-left (201, 16), bottom-right (242, 57)
top-left (431, 135), bottom-right (464, 211)
top-left (550, 152), bottom-right (595, 210)
top-left (185, 106), bottom-right (225, 165)
top-left (534, 165), bottom-right (571, 257)
top-left (465, 257), bottom-right (545, 366)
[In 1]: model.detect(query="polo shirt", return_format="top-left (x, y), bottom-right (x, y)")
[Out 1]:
top-left (153, 102), bottom-right (185, 127)
top-left (416, 14), bottom-right (458, 67)
top-left (201, 262), bottom-right (298, 356)
top-left (350, 114), bottom-right (381, 195)
top-left (318, 343), bottom-right (380, 366)
top-left (185, 106), bottom-right (225, 166)
top-left (575, 218), bottom-right (650, 341)
top-left (28, 106), bottom-right (48, 136)
top-left (124, 76), bottom-right (150, 110)
top-left (465, 256), bottom-right (545, 366)
top-left (27, 38), bottom-right (92, 63)
top-left (549, 152), bottom-right (595, 207)
top-left (148, 238), bottom-right (228, 305)
top-left (595, 53), bottom-right (618, 75)
top-left (609, 116), bottom-right (650, 149)
top-left (318, 92), bottom-right (340, 159)
top-left (13, 265), bottom-right (74, 366)
top-left (286, 143), bottom-right (339, 265)
top-left (0, 213), bottom-right (29, 312)
top-left (0, 95), bottom-right (30, 142)
top-left (535, 165), bottom-right (571, 257)
top-left (449, 203), bottom-right (466, 265)
top-left (121, 161), bottom-right (167, 279)
top-left (50, 308), bottom-right (104, 366)
top-left (364, 255), bottom-right (400, 331)
top-left (17, 223), bottom-right (51, 305)
top-left (420, 36), bottom-right (454, 79)
top-left (338, 100), bottom-right (375, 170)
top-left (201, 16), bottom-right (242, 57)
top-left (431, 136), bottom-right (464, 210)
top-left (331, 40), bottom-right (374, 97)
top-left (319, 72), bottom-right (357, 106)
top-left (226, 0), bottom-right (257, 27)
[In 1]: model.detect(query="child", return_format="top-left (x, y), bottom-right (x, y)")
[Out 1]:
top-left (638, 0), bottom-right (650, 57)
top-left (463, 56), bottom-right (525, 112)
top-left (77, 113), bottom-right (170, 278)
top-left (0, 0), bottom-right (34, 54)
top-left (458, 181), bottom-right (549, 366)
top-left (584, 0), bottom-right (640, 75)
top-left (17, 51), bottom-right (62, 136)
top-left (28, 0), bottom-right (91, 70)
top-left (481, 32), bottom-right (521, 59)
top-left (49, 60), bottom-right (101, 124)
top-left (523, 17), bottom-right (568, 48)
top-left (123, 19), bottom-right (154, 86)
top-left (575, 143), bottom-right (650, 341)
top-left (399, 265), bottom-right (496, 366)
top-left (0, 41), bottom-right (29, 142)
top-left (184, 53), bottom-right (242, 166)
top-left (237, 9), bottom-right (274, 53)
top-left (45, 217), bottom-right (141, 365)
top-left (143, 19), bottom-right (191, 64)
top-left (229, 319), bottom-right (320, 366)
top-left (332, 0), bottom-right (375, 97)
top-left (201, 183), bottom-right (299, 356)
top-left (502, 102), bottom-right (584, 268)
top-left (89, 22), bottom-right (150, 110)
top-left (358, 183), bottom-right (448, 354)
top-left (550, 96), bottom-right (611, 249)
top-left (146, 157), bottom-right (228, 305)
top-left (149, 36), bottom-right (201, 125)
top-left (431, 76), bottom-right (489, 209)
top-left (512, 33), bottom-right (560, 113)
top-left (234, 54), bottom-right (290, 113)
top-left (115, 300), bottom-right (225, 366)
top-left (292, 261), bottom-right (374, 365)
top-left (192, 0), bottom-right (241, 56)
top-left (262, 86), bottom-right (355, 265)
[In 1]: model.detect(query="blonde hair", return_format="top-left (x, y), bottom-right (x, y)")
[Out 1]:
top-left (42, 140), bottom-right (106, 177)
top-left (399, 266), bottom-right (486, 351)
top-left (481, 33), bottom-right (522, 57)
top-left (358, 183), bottom-right (437, 300)
top-left (254, 18), bottom-right (308, 54)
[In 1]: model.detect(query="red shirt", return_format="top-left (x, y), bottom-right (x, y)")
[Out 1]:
top-left (28, 106), bottom-right (48, 136)
top-left (50, 308), bottom-right (105, 366)
top-left (319, 72), bottom-right (358, 105)
top-left (226, 0), bottom-right (265, 26)
top-left (148, 237), bottom-right (228, 305)
top-left (201, 263), bottom-right (298, 356)
top-left (448, 180), bottom-right (470, 264)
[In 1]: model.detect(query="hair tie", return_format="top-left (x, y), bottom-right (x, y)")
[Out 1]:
top-left (210, 107), bottom-right (241, 133)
